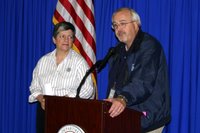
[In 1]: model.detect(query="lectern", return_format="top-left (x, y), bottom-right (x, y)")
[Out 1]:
top-left (44, 96), bottom-right (142, 133)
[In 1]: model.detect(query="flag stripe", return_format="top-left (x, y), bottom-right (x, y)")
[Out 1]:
top-left (53, 10), bottom-right (65, 22)
top-left (76, 0), bottom-right (95, 27)
top-left (55, 0), bottom-right (96, 64)
top-left (69, 0), bottom-right (96, 45)
top-left (74, 38), bottom-right (93, 67)
top-left (59, 0), bottom-right (96, 53)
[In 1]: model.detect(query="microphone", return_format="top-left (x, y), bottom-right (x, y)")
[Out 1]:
top-left (75, 60), bottom-right (102, 98)
top-left (75, 47), bottom-right (116, 98)
top-left (96, 47), bottom-right (116, 72)
top-left (87, 60), bottom-right (102, 74)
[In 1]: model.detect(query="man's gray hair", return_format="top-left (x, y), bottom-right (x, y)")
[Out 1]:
top-left (112, 7), bottom-right (141, 26)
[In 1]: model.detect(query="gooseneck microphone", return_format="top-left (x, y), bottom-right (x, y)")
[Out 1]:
top-left (75, 47), bottom-right (116, 98)
top-left (96, 47), bottom-right (116, 72)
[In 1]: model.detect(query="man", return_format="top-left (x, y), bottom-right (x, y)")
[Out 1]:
top-left (105, 8), bottom-right (171, 133)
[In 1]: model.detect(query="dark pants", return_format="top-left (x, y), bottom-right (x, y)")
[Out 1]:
top-left (36, 103), bottom-right (45, 133)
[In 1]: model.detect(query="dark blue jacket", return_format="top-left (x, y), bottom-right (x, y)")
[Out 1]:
top-left (107, 29), bottom-right (171, 132)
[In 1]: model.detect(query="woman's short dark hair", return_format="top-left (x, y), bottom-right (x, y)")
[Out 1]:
top-left (53, 21), bottom-right (76, 38)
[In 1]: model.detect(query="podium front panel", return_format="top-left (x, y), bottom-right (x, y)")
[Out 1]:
top-left (45, 96), bottom-right (142, 133)
top-left (45, 96), bottom-right (106, 133)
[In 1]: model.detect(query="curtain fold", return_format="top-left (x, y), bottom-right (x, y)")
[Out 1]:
top-left (0, 0), bottom-right (199, 132)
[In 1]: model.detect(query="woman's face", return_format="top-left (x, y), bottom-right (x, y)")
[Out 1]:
top-left (53, 29), bottom-right (74, 52)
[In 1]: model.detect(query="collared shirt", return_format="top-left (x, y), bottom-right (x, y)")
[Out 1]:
top-left (29, 49), bottom-right (94, 103)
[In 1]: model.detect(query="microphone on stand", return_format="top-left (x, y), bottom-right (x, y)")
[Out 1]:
top-left (75, 47), bottom-right (116, 98)
top-left (96, 47), bottom-right (116, 73)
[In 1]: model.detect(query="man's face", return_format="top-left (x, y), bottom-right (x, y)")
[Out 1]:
top-left (112, 10), bottom-right (139, 48)
top-left (53, 30), bottom-right (74, 52)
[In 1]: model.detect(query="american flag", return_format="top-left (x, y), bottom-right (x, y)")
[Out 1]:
top-left (52, 0), bottom-right (97, 97)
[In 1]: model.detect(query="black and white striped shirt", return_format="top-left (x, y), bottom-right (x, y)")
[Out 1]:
top-left (29, 49), bottom-right (94, 103)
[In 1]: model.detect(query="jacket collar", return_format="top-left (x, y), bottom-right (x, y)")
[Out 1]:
top-left (115, 28), bottom-right (144, 55)
top-left (127, 28), bottom-right (144, 53)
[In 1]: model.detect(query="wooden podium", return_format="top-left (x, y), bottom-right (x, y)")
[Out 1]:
top-left (44, 96), bottom-right (142, 133)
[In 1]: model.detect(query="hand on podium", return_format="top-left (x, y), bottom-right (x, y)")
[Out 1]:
top-left (104, 97), bottom-right (127, 118)
top-left (64, 94), bottom-right (69, 97)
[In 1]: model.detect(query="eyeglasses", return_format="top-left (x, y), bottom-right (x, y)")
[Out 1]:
top-left (57, 34), bottom-right (74, 41)
top-left (112, 21), bottom-right (135, 30)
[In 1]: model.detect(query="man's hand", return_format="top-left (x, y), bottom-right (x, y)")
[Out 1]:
top-left (36, 94), bottom-right (45, 110)
top-left (104, 97), bottom-right (126, 118)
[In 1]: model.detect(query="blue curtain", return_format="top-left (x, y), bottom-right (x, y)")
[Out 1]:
top-left (0, 0), bottom-right (199, 133)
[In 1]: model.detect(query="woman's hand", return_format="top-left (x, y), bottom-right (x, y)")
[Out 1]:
top-left (37, 94), bottom-right (45, 110)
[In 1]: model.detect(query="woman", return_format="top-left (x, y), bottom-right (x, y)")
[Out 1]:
top-left (29, 21), bottom-right (94, 133)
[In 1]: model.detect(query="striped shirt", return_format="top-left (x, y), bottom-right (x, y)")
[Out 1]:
top-left (29, 49), bottom-right (94, 103)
